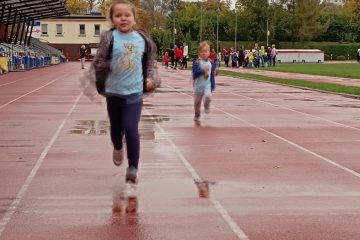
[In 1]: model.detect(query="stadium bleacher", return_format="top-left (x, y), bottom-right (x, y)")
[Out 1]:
top-left (0, 0), bottom-right (70, 74)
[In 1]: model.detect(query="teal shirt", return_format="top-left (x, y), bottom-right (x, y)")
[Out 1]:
top-left (194, 59), bottom-right (212, 93)
top-left (105, 30), bottom-right (145, 98)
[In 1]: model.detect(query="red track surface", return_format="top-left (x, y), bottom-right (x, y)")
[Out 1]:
top-left (0, 62), bottom-right (359, 240)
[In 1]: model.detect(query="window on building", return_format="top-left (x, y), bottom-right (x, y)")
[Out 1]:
top-left (79, 24), bottom-right (86, 35)
top-left (94, 24), bottom-right (100, 36)
top-left (56, 24), bottom-right (63, 35)
top-left (41, 24), bottom-right (48, 35)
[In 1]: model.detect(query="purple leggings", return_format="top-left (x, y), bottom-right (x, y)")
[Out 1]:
top-left (106, 97), bottom-right (142, 169)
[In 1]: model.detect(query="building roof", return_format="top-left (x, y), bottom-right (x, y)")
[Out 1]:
top-left (47, 14), bottom-right (107, 20)
top-left (1, 0), bottom-right (70, 25)
top-left (30, 37), bottom-right (62, 55)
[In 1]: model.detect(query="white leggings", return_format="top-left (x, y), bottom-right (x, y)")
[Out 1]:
top-left (194, 92), bottom-right (211, 118)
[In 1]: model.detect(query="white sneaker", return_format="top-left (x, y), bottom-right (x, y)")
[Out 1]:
top-left (113, 149), bottom-right (123, 166)
top-left (204, 113), bottom-right (211, 120)
top-left (126, 167), bottom-right (137, 183)
top-left (204, 108), bottom-right (211, 119)
top-left (122, 182), bottom-right (137, 198)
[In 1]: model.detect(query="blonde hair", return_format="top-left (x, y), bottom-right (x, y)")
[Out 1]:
top-left (199, 41), bottom-right (210, 51)
top-left (109, 0), bottom-right (137, 21)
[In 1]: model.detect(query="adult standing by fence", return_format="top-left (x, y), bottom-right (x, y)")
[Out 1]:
top-left (80, 45), bottom-right (87, 69)
top-left (238, 46), bottom-right (244, 68)
top-left (357, 49), bottom-right (360, 62)
top-left (169, 45), bottom-right (175, 69)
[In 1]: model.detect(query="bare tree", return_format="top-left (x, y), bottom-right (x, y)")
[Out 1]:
top-left (141, 0), bottom-right (169, 27)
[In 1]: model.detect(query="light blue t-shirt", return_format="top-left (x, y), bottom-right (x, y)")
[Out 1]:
top-left (194, 59), bottom-right (212, 94)
top-left (105, 30), bottom-right (145, 97)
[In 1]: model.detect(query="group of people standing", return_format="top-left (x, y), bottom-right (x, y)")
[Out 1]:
top-left (162, 42), bottom-right (279, 70)
top-left (162, 43), bottom-right (189, 70)
top-left (222, 43), bottom-right (278, 68)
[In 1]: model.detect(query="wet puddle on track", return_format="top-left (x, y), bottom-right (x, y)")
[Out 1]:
top-left (68, 115), bottom-right (170, 140)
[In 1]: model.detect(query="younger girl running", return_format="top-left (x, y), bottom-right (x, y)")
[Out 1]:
top-left (192, 41), bottom-right (216, 122)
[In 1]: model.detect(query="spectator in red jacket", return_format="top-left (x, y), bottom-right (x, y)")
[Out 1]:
top-left (209, 48), bottom-right (217, 61)
top-left (174, 45), bottom-right (183, 70)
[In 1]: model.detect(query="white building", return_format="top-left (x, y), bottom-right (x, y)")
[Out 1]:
top-left (324, 0), bottom-right (344, 6)
top-left (38, 14), bottom-right (111, 61)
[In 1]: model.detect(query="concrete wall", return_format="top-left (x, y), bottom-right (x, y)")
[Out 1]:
top-left (277, 50), bottom-right (325, 63)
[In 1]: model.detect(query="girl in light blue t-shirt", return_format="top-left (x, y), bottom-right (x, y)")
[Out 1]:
top-left (93, 0), bottom-right (156, 199)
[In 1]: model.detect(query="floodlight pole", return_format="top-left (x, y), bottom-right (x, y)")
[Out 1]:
top-left (200, 3), bottom-right (203, 42)
top-left (266, 0), bottom-right (269, 46)
top-left (216, 9), bottom-right (219, 54)
top-left (173, 18), bottom-right (175, 46)
top-left (235, 11), bottom-right (237, 51)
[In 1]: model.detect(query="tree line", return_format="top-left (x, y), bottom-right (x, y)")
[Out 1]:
top-left (66, 0), bottom-right (360, 48)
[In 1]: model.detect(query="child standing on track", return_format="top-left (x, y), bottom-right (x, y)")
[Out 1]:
top-left (192, 41), bottom-right (216, 122)
top-left (92, 0), bottom-right (156, 197)
top-left (163, 51), bottom-right (169, 68)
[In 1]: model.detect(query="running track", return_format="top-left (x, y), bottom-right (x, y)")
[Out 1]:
top-left (0, 62), bottom-right (359, 240)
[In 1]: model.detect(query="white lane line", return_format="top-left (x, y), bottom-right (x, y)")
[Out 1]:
top-left (144, 108), bottom-right (250, 240)
top-left (0, 92), bottom-right (83, 237)
top-left (21, 209), bottom-right (110, 215)
top-left (164, 83), bottom-right (360, 180)
top-left (214, 108), bottom-right (360, 179)
top-left (220, 76), bottom-right (360, 131)
top-left (0, 72), bottom-right (72, 111)
top-left (230, 91), bottom-right (360, 131)
top-left (0, 79), bottom-right (25, 87)
top-left (36, 195), bottom-right (110, 200)
top-left (211, 199), bottom-right (250, 240)
top-left (268, 212), bottom-right (360, 216)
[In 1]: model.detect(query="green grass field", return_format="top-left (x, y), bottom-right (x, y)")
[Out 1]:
top-left (266, 63), bottom-right (360, 79)
top-left (220, 70), bottom-right (360, 96)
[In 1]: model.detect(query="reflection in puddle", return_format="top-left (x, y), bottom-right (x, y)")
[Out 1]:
top-left (284, 98), bottom-right (317, 102)
top-left (69, 120), bottom-right (108, 135)
top-left (141, 115), bottom-right (170, 123)
top-left (139, 127), bottom-right (155, 140)
top-left (143, 103), bottom-right (154, 109)
top-left (69, 115), bottom-right (170, 140)
top-left (111, 188), bottom-right (140, 226)
top-left (155, 89), bottom-right (193, 94)
top-left (139, 115), bottom-right (170, 140)
top-left (144, 102), bottom-right (192, 108)
top-left (329, 104), bottom-right (360, 108)
top-left (216, 82), bottom-right (231, 87)
top-left (194, 179), bottom-right (216, 198)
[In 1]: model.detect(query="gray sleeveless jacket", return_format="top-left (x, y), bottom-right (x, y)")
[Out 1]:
top-left (92, 29), bottom-right (156, 94)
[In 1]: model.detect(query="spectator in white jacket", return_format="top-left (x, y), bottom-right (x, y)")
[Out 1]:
top-left (182, 42), bottom-right (189, 69)
top-left (270, 44), bottom-right (278, 67)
